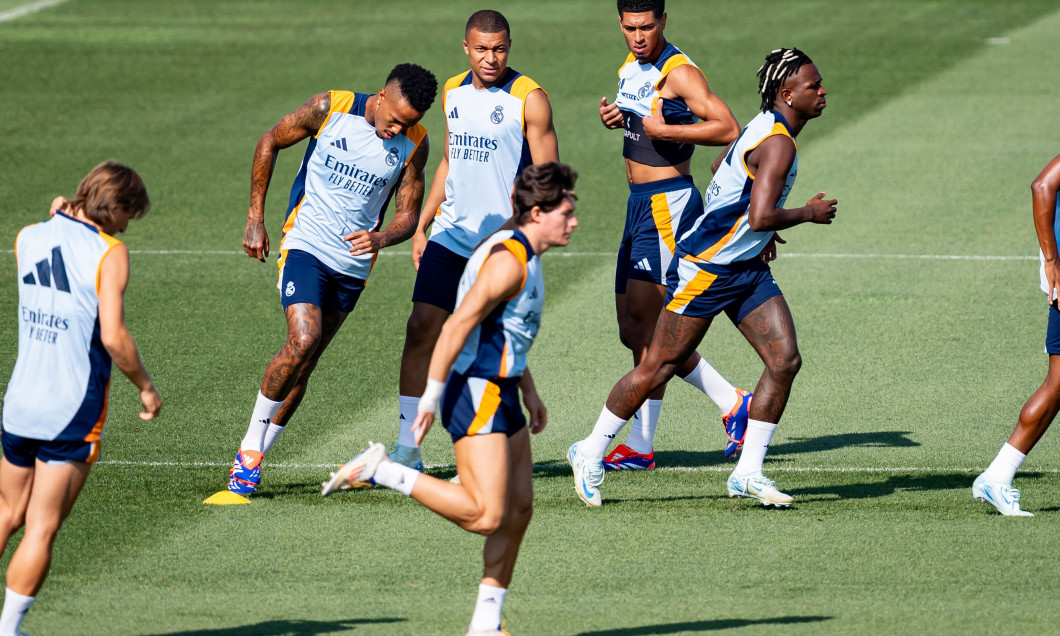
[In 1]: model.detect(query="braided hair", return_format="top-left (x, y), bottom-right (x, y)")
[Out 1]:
top-left (756, 48), bottom-right (813, 113)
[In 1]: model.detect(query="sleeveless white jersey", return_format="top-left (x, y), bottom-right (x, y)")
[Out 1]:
top-left (279, 90), bottom-right (427, 281)
top-left (4, 212), bottom-right (121, 442)
top-left (430, 69), bottom-right (544, 258)
top-left (453, 229), bottom-right (543, 379)
top-left (676, 110), bottom-right (799, 266)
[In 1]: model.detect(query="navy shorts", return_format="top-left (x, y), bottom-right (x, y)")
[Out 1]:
top-left (616, 175), bottom-right (703, 293)
top-left (413, 241), bottom-right (470, 312)
top-left (1, 428), bottom-right (100, 467)
top-left (441, 372), bottom-right (526, 443)
top-left (278, 249), bottom-right (365, 312)
top-left (665, 256), bottom-right (782, 324)
top-left (1046, 305), bottom-right (1060, 355)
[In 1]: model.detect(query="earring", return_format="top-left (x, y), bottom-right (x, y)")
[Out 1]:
top-left (786, 100), bottom-right (792, 106)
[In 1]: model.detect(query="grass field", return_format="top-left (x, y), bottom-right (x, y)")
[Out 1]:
top-left (2, 0), bottom-right (1060, 634)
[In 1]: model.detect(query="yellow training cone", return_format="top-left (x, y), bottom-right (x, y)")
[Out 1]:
top-left (203, 490), bottom-right (250, 505)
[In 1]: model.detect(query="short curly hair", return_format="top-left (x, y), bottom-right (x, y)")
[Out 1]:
top-left (512, 162), bottom-right (578, 225)
top-left (386, 63), bottom-right (438, 114)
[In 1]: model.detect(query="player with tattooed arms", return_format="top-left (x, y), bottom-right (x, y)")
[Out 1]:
top-left (214, 63), bottom-right (437, 500)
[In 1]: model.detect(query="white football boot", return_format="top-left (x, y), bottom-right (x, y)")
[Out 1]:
top-left (972, 474), bottom-right (1033, 517)
top-left (727, 471), bottom-right (793, 508)
top-left (567, 441), bottom-right (604, 507)
top-left (321, 442), bottom-right (388, 496)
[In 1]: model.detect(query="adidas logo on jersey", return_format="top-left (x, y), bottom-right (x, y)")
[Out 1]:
top-left (330, 138), bottom-right (348, 151)
top-left (632, 258), bottom-right (652, 272)
top-left (22, 246), bottom-right (71, 293)
top-left (448, 107), bottom-right (459, 119)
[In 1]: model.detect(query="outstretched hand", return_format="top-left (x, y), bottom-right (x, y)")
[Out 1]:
top-left (806, 192), bottom-right (838, 224)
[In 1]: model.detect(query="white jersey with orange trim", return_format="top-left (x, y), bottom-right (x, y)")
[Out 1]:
top-left (3, 212), bottom-right (120, 442)
top-left (675, 110), bottom-right (798, 266)
top-left (279, 90), bottom-right (427, 281)
top-left (453, 229), bottom-right (543, 379)
top-left (615, 43), bottom-right (700, 167)
top-left (430, 69), bottom-right (544, 258)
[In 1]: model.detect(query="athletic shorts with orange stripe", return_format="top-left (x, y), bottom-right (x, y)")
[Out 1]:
top-left (615, 175), bottom-right (702, 293)
top-left (440, 372), bottom-right (526, 443)
top-left (665, 255), bottom-right (781, 324)
top-left (1, 428), bottom-right (101, 467)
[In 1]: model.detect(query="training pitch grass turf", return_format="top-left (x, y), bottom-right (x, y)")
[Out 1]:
top-left (2, 0), bottom-right (1060, 634)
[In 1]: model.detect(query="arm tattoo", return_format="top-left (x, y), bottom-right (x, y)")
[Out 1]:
top-left (249, 94), bottom-right (331, 220)
top-left (381, 137), bottom-right (429, 246)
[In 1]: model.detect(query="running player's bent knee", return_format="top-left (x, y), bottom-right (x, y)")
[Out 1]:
top-left (768, 350), bottom-right (802, 381)
top-left (284, 331), bottom-right (320, 363)
top-left (466, 510), bottom-right (505, 536)
top-left (617, 315), bottom-right (652, 353)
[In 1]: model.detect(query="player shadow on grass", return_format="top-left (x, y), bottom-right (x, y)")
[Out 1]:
top-left (788, 471), bottom-right (1003, 502)
top-left (145, 617), bottom-right (404, 635)
top-left (654, 431), bottom-right (919, 468)
top-left (574, 614), bottom-right (831, 635)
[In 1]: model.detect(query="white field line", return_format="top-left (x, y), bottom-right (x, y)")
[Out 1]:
top-left (0, 0), bottom-right (67, 22)
top-left (0, 249), bottom-right (1040, 261)
top-left (95, 459), bottom-right (1054, 474)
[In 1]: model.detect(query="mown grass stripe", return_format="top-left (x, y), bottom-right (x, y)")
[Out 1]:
top-left (0, 0), bottom-right (66, 23)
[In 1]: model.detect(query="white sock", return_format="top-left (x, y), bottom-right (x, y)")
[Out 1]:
top-left (262, 423), bottom-right (285, 454)
top-left (624, 399), bottom-right (662, 454)
top-left (0, 588), bottom-right (34, 636)
top-left (733, 419), bottom-right (777, 476)
top-left (468, 583), bottom-right (507, 632)
top-left (982, 443), bottom-right (1026, 487)
top-left (580, 407), bottom-right (627, 462)
top-left (373, 460), bottom-right (419, 496)
top-left (681, 357), bottom-right (738, 413)
top-left (242, 392), bottom-right (284, 453)
top-left (398, 396), bottom-right (420, 448)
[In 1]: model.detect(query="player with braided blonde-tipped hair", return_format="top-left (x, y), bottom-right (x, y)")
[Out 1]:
top-left (569, 48), bottom-right (837, 508)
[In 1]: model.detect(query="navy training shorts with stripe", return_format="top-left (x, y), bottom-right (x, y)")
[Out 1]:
top-left (413, 240), bottom-right (470, 312)
top-left (665, 256), bottom-right (782, 324)
top-left (1046, 304), bottom-right (1060, 355)
top-left (278, 249), bottom-right (365, 313)
top-left (441, 372), bottom-right (526, 443)
top-left (615, 175), bottom-right (702, 294)
top-left (1, 427), bottom-right (100, 467)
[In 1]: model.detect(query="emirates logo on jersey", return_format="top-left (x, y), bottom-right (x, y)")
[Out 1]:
top-left (490, 105), bottom-right (504, 124)
top-left (384, 147), bottom-right (399, 167)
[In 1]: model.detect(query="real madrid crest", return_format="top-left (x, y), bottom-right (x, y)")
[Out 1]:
top-left (638, 81), bottom-right (653, 99)
top-left (385, 147), bottom-right (399, 167)
top-left (490, 105), bottom-right (504, 124)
